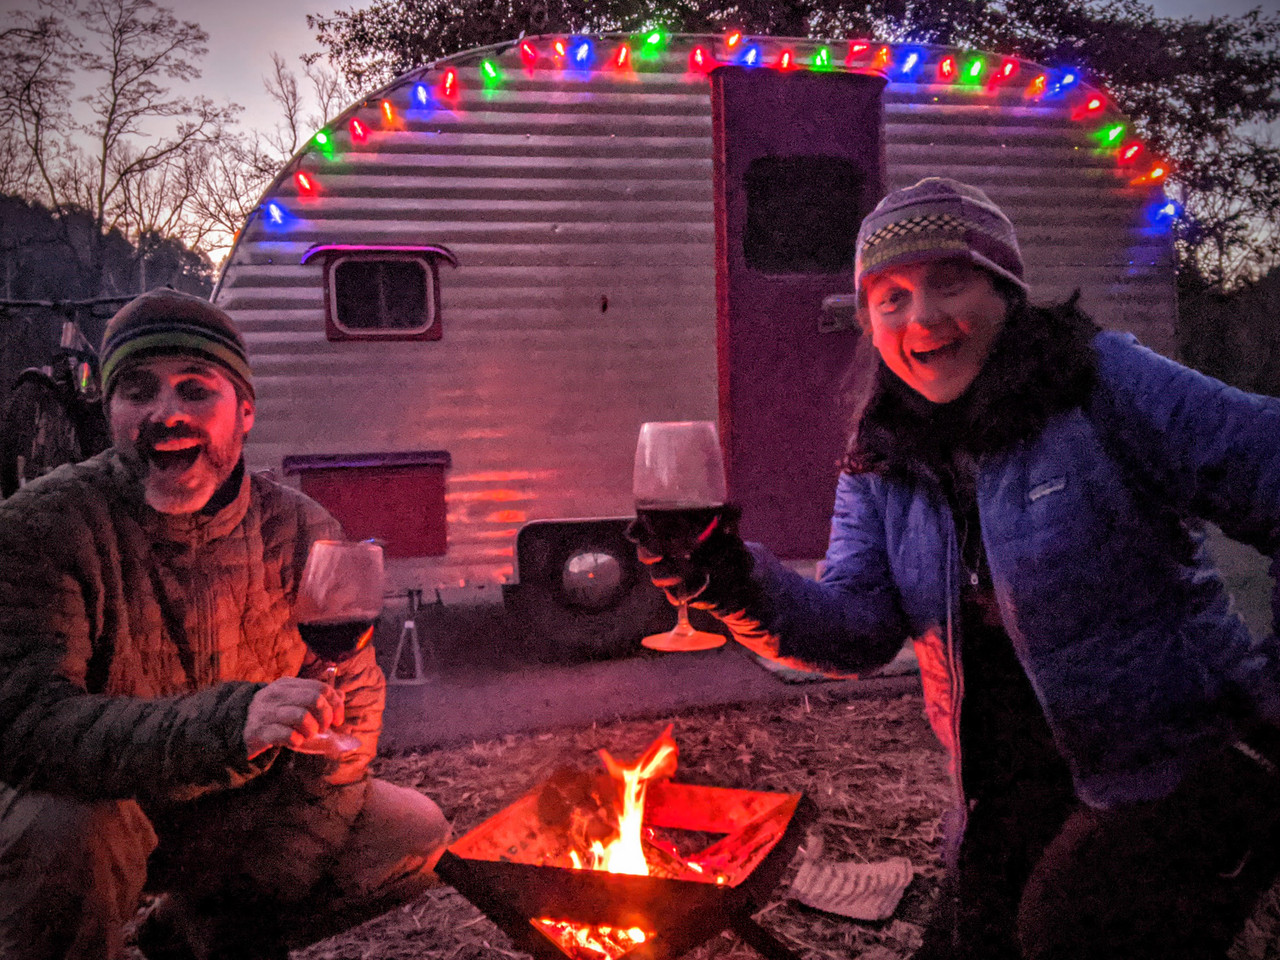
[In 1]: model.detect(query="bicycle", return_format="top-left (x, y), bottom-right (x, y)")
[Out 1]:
top-left (0, 297), bottom-right (130, 498)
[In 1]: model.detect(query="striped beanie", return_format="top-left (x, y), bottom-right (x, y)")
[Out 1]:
top-left (855, 177), bottom-right (1028, 297)
top-left (101, 289), bottom-right (254, 401)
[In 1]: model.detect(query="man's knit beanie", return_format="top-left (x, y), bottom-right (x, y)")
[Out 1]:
top-left (854, 177), bottom-right (1028, 297)
top-left (100, 288), bottom-right (254, 401)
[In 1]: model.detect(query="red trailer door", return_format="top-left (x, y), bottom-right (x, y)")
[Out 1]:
top-left (711, 65), bottom-right (887, 559)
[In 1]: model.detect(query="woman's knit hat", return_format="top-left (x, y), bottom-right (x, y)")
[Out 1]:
top-left (100, 288), bottom-right (254, 400)
top-left (854, 177), bottom-right (1028, 296)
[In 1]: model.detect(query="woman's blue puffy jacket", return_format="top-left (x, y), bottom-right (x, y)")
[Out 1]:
top-left (728, 331), bottom-right (1280, 809)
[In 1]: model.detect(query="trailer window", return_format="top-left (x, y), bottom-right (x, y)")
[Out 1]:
top-left (325, 253), bottom-right (444, 341)
top-left (743, 156), bottom-right (866, 274)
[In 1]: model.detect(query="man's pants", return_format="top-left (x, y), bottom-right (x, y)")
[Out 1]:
top-left (916, 733), bottom-right (1280, 960)
top-left (0, 776), bottom-right (451, 960)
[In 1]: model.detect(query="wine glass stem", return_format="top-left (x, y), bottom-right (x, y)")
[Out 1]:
top-left (674, 600), bottom-right (695, 635)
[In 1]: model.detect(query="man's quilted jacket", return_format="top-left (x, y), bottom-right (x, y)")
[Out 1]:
top-left (726, 332), bottom-right (1280, 809)
top-left (0, 450), bottom-right (382, 808)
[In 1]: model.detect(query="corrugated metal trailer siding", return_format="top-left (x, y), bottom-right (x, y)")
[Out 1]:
top-left (215, 37), bottom-right (1175, 588)
top-left (221, 66), bottom-right (718, 585)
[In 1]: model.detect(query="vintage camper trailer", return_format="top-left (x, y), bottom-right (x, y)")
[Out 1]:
top-left (212, 33), bottom-right (1177, 654)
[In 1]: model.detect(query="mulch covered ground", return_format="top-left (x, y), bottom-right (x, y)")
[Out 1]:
top-left (295, 688), bottom-right (1280, 960)
top-left (296, 691), bottom-right (950, 960)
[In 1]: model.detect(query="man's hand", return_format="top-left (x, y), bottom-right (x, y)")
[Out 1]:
top-left (243, 677), bottom-right (345, 760)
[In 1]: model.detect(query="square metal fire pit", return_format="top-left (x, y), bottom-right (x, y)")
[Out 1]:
top-left (437, 775), bottom-right (816, 960)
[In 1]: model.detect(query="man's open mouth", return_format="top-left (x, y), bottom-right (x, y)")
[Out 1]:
top-left (910, 341), bottom-right (963, 364)
top-left (146, 444), bottom-right (203, 472)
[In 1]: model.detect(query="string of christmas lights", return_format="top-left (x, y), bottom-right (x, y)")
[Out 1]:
top-left (262, 34), bottom-right (1177, 231)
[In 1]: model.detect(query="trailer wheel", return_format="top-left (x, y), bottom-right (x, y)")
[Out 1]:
top-left (502, 518), bottom-right (700, 662)
top-left (0, 376), bottom-right (81, 498)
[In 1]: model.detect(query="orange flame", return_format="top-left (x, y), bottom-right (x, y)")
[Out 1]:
top-left (594, 724), bottom-right (678, 875)
top-left (532, 726), bottom-right (678, 957)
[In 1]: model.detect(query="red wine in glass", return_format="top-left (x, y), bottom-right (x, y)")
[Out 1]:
top-left (632, 421), bottom-right (729, 652)
top-left (293, 540), bottom-right (384, 755)
top-left (297, 618), bottom-right (378, 662)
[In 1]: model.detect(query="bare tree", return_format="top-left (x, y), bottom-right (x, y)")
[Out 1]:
top-left (183, 52), bottom-right (353, 259)
top-left (0, 0), bottom-right (237, 294)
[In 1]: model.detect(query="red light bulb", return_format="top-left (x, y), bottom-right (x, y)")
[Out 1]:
top-left (349, 117), bottom-right (367, 143)
top-left (1120, 143), bottom-right (1144, 163)
top-left (520, 41), bottom-right (537, 67)
top-left (939, 56), bottom-right (956, 80)
top-left (294, 171), bottom-right (315, 194)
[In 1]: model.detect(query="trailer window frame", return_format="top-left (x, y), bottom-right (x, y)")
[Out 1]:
top-left (303, 244), bottom-right (458, 342)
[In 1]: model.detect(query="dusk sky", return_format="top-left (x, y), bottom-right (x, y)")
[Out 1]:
top-left (180, 0), bottom-right (1277, 140)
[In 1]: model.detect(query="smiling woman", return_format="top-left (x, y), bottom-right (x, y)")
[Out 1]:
top-left (864, 259), bottom-right (1010, 404)
top-left (623, 176), bottom-right (1280, 960)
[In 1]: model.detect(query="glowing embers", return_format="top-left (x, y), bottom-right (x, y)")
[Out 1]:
top-left (531, 919), bottom-right (648, 960)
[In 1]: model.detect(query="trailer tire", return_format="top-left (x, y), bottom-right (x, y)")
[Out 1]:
top-left (502, 518), bottom-right (715, 662)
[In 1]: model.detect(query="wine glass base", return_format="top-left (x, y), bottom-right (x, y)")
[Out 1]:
top-left (641, 628), bottom-right (726, 652)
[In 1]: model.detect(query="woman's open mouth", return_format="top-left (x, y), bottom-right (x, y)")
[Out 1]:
top-left (910, 340), bottom-right (964, 365)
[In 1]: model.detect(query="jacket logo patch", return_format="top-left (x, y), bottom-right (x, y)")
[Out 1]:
top-left (1028, 477), bottom-right (1067, 502)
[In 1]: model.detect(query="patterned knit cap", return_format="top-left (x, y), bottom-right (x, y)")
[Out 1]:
top-left (100, 288), bottom-right (254, 401)
top-left (854, 177), bottom-right (1028, 296)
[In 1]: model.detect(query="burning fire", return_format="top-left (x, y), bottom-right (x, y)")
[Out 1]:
top-left (533, 725), bottom-right (679, 959)
top-left (592, 724), bottom-right (678, 874)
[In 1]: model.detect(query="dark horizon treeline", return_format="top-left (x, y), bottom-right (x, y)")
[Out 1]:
top-left (0, 193), bottom-right (214, 405)
top-left (0, 193), bottom-right (213, 304)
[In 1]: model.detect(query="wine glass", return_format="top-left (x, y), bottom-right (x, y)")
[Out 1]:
top-left (292, 539), bottom-right (384, 755)
top-left (633, 421), bottom-right (729, 652)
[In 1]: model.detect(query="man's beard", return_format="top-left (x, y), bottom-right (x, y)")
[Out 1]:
top-left (123, 420), bottom-right (245, 514)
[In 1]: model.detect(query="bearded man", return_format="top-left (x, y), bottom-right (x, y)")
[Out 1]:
top-left (0, 289), bottom-right (450, 960)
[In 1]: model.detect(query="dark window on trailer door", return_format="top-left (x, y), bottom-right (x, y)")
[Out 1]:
top-left (742, 156), bottom-right (865, 274)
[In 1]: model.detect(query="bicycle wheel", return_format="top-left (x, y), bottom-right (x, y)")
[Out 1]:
top-left (0, 376), bottom-right (82, 497)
